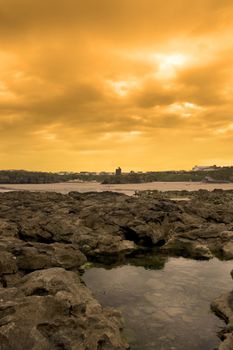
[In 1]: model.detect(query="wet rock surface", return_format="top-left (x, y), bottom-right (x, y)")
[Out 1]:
top-left (0, 189), bottom-right (233, 349)
top-left (211, 271), bottom-right (233, 350)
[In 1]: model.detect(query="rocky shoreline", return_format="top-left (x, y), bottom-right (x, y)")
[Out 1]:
top-left (211, 275), bottom-right (233, 350)
top-left (0, 189), bottom-right (233, 349)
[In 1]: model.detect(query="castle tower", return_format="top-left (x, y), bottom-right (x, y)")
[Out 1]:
top-left (115, 167), bottom-right (122, 176)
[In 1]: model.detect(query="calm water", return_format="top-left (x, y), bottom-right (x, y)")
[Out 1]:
top-left (1, 181), bottom-right (233, 195)
top-left (83, 257), bottom-right (233, 350)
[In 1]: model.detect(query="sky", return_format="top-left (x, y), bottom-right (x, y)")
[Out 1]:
top-left (0, 0), bottom-right (233, 172)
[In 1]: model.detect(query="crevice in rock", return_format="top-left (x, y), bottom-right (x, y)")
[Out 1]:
top-left (18, 229), bottom-right (54, 244)
top-left (121, 227), bottom-right (141, 243)
top-left (155, 239), bottom-right (166, 247)
top-left (30, 288), bottom-right (49, 296)
top-left (97, 339), bottom-right (106, 349)
top-left (0, 277), bottom-right (7, 288)
top-left (121, 227), bottom-right (153, 246)
top-left (0, 305), bottom-right (15, 318)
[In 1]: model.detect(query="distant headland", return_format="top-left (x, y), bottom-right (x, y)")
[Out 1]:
top-left (0, 165), bottom-right (233, 184)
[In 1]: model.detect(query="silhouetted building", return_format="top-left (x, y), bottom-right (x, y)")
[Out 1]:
top-left (115, 167), bottom-right (122, 176)
top-left (192, 165), bottom-right (219, 172)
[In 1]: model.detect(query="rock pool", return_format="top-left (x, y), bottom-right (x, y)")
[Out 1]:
top-left (83, 256), bottom-right (233, 350)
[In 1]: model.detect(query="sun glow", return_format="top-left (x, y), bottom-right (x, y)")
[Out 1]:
top-left (162, 54), bottom-right (187, 66)
top-left (154, 53), bottom-right (189, 79)
top-left (118, 50), bottom-right (189, 80)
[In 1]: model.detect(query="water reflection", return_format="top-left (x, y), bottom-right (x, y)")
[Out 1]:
top-left (88, 249), bottom-right (168, 270)
top-left (83, 257), bottom-right (233, 350)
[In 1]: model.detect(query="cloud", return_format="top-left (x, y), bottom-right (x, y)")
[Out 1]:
top-left (176, 58), bottom-right (231, 105)
top-left (0, 0), bottom-right (233, 170)
top-left (131, 81), bottom-right (176, 108)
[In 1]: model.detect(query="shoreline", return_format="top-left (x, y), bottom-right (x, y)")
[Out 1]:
top-left (2, 181), bottom-right (233, 196)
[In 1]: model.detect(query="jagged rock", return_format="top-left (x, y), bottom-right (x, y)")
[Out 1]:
top-left (0, 268), bottom-right (129, 350)
top-left (211, 271), bottom-right (233, 349)
top-left (0, 219), bottom-right (18, 237)
top-left (0, 190), bottom-right (233, 348)
top-left (15, 242), bottom-right (87, 271)
top-left (0, 252), bottom-right (17, 275)
top-left (0, 190), bottom-right (233, 259)
top-left (162, 238), bottom-right (213, 259)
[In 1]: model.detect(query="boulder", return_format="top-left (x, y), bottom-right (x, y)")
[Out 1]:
top-left (0, 268), bottom-right (129, 350)
top-left (15, 242), bottom-right (87, 271)
top-left (162, 238), bottom-right (213, 259)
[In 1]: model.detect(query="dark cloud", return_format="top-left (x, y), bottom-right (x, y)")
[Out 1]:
top-left (176, 58), bottom-right (231, 105)
top-left (132, 81), bottom-right (176, 108)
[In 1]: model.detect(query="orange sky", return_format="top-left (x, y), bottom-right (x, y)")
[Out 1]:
top-left (0, 0), bottom-right (233, 171)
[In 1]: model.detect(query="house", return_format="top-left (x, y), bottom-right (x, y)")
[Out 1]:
top-left (192, 165), bottom-right (219, 172)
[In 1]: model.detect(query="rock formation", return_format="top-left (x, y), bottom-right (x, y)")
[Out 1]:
top-left (0, 189), bottom-right (232, 349)
top-left (211, 270), bottom-right (233, 350)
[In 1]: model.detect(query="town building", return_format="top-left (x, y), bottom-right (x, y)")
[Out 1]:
top-left (192, 165), bottom-right (219, 172)
top-left (115, 167), bottom-right (122, 176)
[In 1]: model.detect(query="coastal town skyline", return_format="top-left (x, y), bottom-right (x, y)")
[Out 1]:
top-left (0, 1), bottom-right (233, 171)
top-left (0, 164), bottom-right (232, 174)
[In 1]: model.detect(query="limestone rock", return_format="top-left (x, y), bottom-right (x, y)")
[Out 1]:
top-left (211, 271), bottom-right (233, 350)
top-left (0, 268), bottom-right (129, 350)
